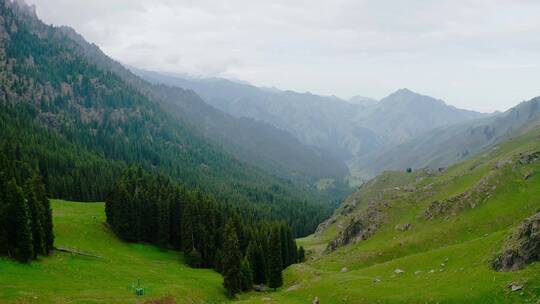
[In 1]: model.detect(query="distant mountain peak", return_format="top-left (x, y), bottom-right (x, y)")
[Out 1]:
top-left (389, 88), bottom-right (426, 98)
top-left (396, 88), bottom-right (415, 94)
top-left (381, 88), bottom-right (449, 108)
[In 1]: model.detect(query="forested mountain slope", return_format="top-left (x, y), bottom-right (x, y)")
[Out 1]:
top-left (55, 34), bottom-right (350, 186)
top-left (0, 0), bottom-right (333, 235)
top-left (242, 124), bottom-right (540, 303)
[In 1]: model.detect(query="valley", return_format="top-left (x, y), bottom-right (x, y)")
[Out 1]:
top-left (1, 1), bottom-right (539, 303)
top-left (2, 125), bottom-right (538, 304)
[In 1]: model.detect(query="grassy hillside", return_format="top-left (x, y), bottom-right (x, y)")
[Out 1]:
top-left (0, 200), bottom-right (227, 304)
top-left (241, 128), bottom-right (540, 303)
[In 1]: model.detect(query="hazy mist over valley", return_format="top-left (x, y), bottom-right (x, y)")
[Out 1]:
top-left (1, 1), bottom-right (539, 303)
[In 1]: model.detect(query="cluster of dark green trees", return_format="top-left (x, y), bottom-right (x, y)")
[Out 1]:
top-left (106, 167), bottom-right (305, 297)
top-left (0, 148), bottom-right (54, 263)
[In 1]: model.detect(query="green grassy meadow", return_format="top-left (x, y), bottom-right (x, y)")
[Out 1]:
top-left (0, 200), bottom-right (227, 304)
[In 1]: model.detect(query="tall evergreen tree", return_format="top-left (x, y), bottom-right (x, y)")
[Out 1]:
top-left (280, 224), bottom-right (290, 268)
top-left (6, 180), bottom-right (33, 263)
top-left (222, 220), bottom-right (242, 297)
top-left (247, 241), bottom-right (267, 285)
top-left (288, 230), bottom-right (298, 266)
top-left (24, 182), bottom-right (46, 257)
top-left (268, 225), bottom-right (283, 290)
top-left (33, 176), bottom-right (54, 254)
top-left (240, 256), bottom-right (254, 291)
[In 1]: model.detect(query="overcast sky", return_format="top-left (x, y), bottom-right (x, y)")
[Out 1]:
top-left (25, 0), bottom-right (540, 112)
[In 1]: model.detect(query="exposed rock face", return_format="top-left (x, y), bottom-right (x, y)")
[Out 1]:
top-left (492, 212), bottom-right (540, 271)
top-left (421, 171), bottom-right (496, 220)
top-left (327, 201), bottom-right (384, 251)
top-left (518, 151), bottom-right (540, 165)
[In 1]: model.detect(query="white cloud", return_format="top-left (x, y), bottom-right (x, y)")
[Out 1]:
top-left (25, 0), bottom-right (540, 112)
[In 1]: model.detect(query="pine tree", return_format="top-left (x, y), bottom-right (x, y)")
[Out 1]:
top-left (214, 248), bottom-right (224, 273)
top-left (288, 232), bottom-right (298, 266)
top-left (33, 176), bottom-right (54, 254)
top-left (25, 182), bottom-right (46, 257)
top-left (186, 247), bottom-right (203, 268)
top-left (157, 198), bottom-right (170, 247)
top-left (0, 155), bottom-right (10, 255)
top-left (249, 241), bottom-right (267, 285)
top-left (6, 180), bottom-right (33, 263)
top-left (180, 199), bottom-right (195, 254)
top-left (280, 224), bottom-right (290, 267)
top-left (247, 241), bottom-right (263, 285)
top-left (240, 256), bottom-right (254, 291)
top-left (222, 220), bottom-right (242, 297)
top-left (268, 225), bottom-right (283, 290)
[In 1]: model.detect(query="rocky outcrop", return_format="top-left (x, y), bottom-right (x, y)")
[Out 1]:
top-left (492, 212), bottom-right (540, 271)
top-left (423, 151), bottom-right (539, 220)
top-left (327, 201), bottom-right (385, 251)
top-left (421, 172), bottom-right (496, 220)
top-left (517, 151), bottom-right (540, 165)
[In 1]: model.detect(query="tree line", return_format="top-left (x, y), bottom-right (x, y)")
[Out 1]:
top-left (0, 148), bottom-right (54, 263)
top-left (105, 167), bottom-right (306, 297)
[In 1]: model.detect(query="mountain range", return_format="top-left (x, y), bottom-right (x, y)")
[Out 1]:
top-left (133, 69), bottom-right (491, 183)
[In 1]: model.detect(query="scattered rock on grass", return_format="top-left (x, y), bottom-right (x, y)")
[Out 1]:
top-left (394, 269), bottom-right (405, 274)
top-left (395, 223), bottom-right (412, 232)
top-left (509, 282), bottom-right (523, 292)
top-left (341, 267), bottom-right (348, 273)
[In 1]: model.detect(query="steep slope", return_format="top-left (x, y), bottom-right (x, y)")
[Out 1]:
top-left (356, 96), bottom-right (540, 178)
top-left (0, 0), bottom-right (333, 235)
top-left (55, 22), bottom-right (351, 192)
top-left (132, 69), bottom-right (358, 161)
top-left (243, 125), bottom-right (540, 303)
top-left (130, 69), bottom-right (349, 183)
top-left (133, 71), bottom-right (487, 180)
